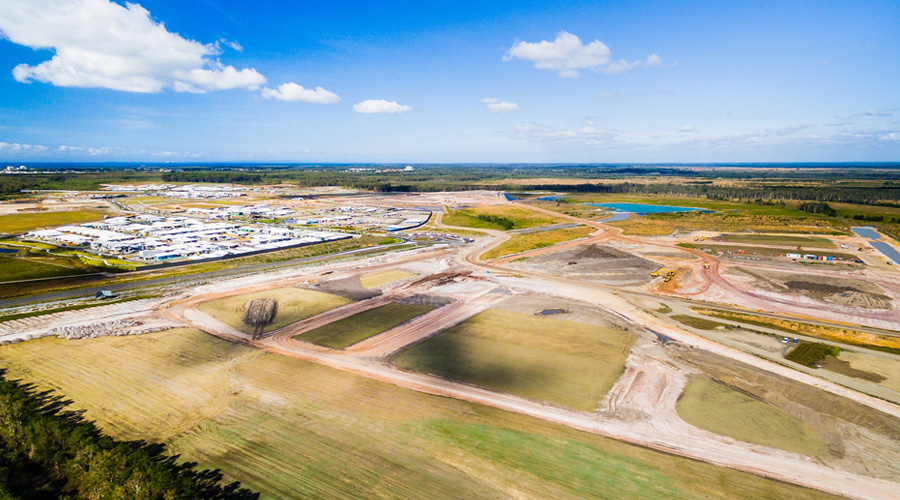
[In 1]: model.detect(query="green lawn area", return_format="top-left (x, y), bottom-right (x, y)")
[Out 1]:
top-left (482, 225), bottom-right (594, 260)
top-left (0, 254), bottom-right (92, 282)
top-left (719, 234), bottom-right (835, 248)
top-left (0, 328), bottom-right (843, 500)
top-left (442, 205), bottom-right (565, 231)
top-left (295, 302), bottom-right (435, 349)
top-left (198, 287), bottom-right (352, 335)
top-left (0, 209), bottom-right (108, 234)
top-left (392, 309), bottom-right (635, 411)
top-left (677, 378), bottom-right (829, 457)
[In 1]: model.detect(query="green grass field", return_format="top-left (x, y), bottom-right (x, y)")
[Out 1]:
top-left (295, 302), bottom-right (435, 349)
top-left (0, 254), bottom-right (93, 282)
top-left (677, 378), bottom-right (829, 457)
top-left (481, 226), bottom-right (594, 260)
top-left (671, 314), bottom-right (729, 331)
top-left (198, 287), bottom-right (352, 334)
top-left (0, 209), bottom-right (108, 234)
top-left (442, 205), bottom-right (565, 231)
top-left (392, 309), bottom-right (635, 411)
top-left (718, 234), bottom-right (835, 248)
top-left (0, 329), bottom-right (843, 500)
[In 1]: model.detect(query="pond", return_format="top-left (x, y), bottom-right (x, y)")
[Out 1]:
top-left (870, 242), bottom-right (900, 264)
top-left (587, 202), bottom-right (701, 213)
top-left (851, 227), bottom-right (880, 239)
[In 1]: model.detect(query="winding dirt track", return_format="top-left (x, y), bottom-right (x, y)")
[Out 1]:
top-left (159, 203), bottom-right (900, 500)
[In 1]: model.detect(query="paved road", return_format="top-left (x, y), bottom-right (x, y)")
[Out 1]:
top-left (0, 241), bottom-right (435, 309)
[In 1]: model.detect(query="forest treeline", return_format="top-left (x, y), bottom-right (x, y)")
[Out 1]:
top-left (0, 371), bottom-right (258, 500)
top-left (3, 166), bottom-right (900, 206)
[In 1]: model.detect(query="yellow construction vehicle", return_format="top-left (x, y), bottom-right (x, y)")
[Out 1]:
top-left (650, 268), bottom-right (665, 277)
top-left (663, 277), bottom-right (672, 282)
top-left (667, 270), bottom-right (676, 277)
top-left (703, 262), bottom-right (710, 269)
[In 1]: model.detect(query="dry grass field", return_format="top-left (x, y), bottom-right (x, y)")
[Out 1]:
top-left (0, 209), bottom-right (109, 234)
top-left (481, 226), bottom-right (594, 260)
top-left (391, 309), bottom-right (635, 411)
top-left (676, 378), bottom-right (830, 457)
top-left (0, 329), bottom-right (843, 500)
top-left (835, 351), bottom-right (900, 393)
top-left (359, 269), bottom-right (417, 288)
top-left (296, 302), bottom-right (435, 349)
top-left (198, 287), bottom-right (351, 334)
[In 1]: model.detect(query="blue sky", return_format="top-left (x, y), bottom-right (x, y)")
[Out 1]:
top-left (0, 0), bottom-right (898, 163)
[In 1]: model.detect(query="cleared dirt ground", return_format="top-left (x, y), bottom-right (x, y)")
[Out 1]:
top-left (508, 243), bottom-right (659, 285)
top-left (728, 267), bottom-right (893, 309)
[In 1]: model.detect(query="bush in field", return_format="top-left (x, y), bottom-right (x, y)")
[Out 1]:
top-left (475, 214), bottom-right (515, 230)
top-left (243, 298), bottom-right (278, 338)
top-left (786, 343), bottom-right (840, 366)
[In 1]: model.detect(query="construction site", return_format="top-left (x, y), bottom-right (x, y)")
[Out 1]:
top-left (1, 188), bottom-right (900, 500)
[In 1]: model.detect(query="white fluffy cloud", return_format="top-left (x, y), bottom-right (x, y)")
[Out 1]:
top-left (505, 31), bottom-right (661, 77)
top-left (353, 99), bottom-right (412, 114)
top-left (0, 0), bottom-right (265, 93)
top-left (261, 83), bottom-right (340, 103)
top-left (481, 98), bottom-right (519, 114)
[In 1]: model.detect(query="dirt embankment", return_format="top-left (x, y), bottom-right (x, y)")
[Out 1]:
top-left (510, 244), bottom-right (658, 285)
top-left (730, 267), bottom-right (893, 310)
top-left (671, 345), bottom-right (900, 481)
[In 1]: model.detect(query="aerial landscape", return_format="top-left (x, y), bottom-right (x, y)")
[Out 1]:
top-left (1, 1), bottom-right (899, 499)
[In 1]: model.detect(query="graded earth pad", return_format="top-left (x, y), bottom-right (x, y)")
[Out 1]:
top-left (677, 378), bottom-right (829, 457)
top-left (508, 243), bottom-right (659, 285)
top-left (729, 267), bottom-right (893, 309)
top-left (670, 345), bottom-right (900, 480)
top-left (0, 329), bottom-right (843, 500)
top-left (359, 269), bottom-right (417, 288)
top-left (305, 275), bottom-right (382, 300)
top-left (295, 302), bottom-right (436, 349)
top-left (198, 287), bottom-right (351, 335)
top-left (391, 309), bottom-right (636, 411)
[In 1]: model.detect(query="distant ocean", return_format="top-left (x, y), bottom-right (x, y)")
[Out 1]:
top-left (5, 162), bottom-right (900, 170)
